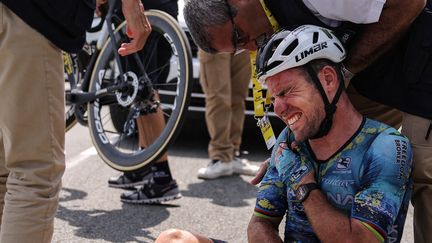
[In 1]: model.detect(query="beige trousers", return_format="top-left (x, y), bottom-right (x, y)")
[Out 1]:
top-left (198, 50), bottom-right (251, 162)
top-left (401, 113), bottom-right (432, 243)
top-left (0, 4), bottom-right (65, 242)
top-left (346, 84), bottom-right (403, 129)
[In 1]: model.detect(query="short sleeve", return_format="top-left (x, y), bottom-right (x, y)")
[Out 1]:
top-left (254, 163), bottom-right (288, 219)
top-left (254, 129), bottom-right (289, 219)
top-left (304, 0), bottom-right (386, 23)
top-left (351, 129), bottom-right (413, 239)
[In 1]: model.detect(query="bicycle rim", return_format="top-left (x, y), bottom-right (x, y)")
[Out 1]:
top-left (64, 52), bottom-right (80, 132)
top-left (88, 10), bottom-right (192, 171)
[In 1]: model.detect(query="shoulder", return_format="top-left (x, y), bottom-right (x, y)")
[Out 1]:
top-left (367, 124), bottom-right (411, 158)
top-left (362, 120), bottom-right (412, 178)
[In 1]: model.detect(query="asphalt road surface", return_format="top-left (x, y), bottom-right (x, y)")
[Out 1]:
top-left (53, 114), bottom-right (414, 242)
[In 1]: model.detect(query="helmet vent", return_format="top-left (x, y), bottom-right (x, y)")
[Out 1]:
top-left (266, 61), bottom-right (283, 73)
top-left (271, 39), bottom-right (283, 51)
top-left (333, 42), bottom-right (344, 54)
top-left (312, 31), bottom-right (319, 44)
top-left (282, 39), bottom-right (298, 56)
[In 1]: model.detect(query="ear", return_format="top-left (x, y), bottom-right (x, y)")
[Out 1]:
top-left (319, 65), bottom-right (339, 91)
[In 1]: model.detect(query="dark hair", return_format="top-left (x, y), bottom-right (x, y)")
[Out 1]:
top-left (302, 59), bottom-right (343, 87)
top-left (183, 0), bottom-right (233, 53)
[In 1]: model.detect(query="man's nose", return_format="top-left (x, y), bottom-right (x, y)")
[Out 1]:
top-left (273, 98), bottom-right (285, 117)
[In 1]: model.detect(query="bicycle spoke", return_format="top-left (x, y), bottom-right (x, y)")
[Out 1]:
top-left (88, 10), bottom-right (191, 170)
top-left (152, 82), bottom-right (180, 87)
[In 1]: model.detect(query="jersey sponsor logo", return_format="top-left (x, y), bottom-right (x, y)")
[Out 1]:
top-left (336, 157), bottom-right (351, 170)
top-left (290, 165), bottom-right (309, 182)
top-left (395, 139), bottom-right (409, 180)
top-left (321, 178), bottom-right (355, 187)
top-left (295, 42), bottom-right (328, 62)
top-left (386, 225), bottom-right (399, 243)
top-left (326, 192), bottom-right (354, 206)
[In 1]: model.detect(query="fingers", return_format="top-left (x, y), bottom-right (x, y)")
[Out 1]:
top-left (250, 158), bottom-right (270, 185)
top-left (118, 0), bottom-right (152, 56)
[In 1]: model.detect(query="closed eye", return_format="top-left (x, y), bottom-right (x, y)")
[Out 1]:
top-left (276, 87), bottom-right (293, 99)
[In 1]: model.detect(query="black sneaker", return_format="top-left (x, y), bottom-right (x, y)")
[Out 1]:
top-left (108, 171), bottom-right (152, 189)
top-left (120, 179), bottom-right (182, 204)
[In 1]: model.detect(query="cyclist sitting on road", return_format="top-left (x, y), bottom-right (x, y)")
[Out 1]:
top-left (250, 25), bottom-right (413, 243)
top-left (154, 25), bottom-right (414, 243)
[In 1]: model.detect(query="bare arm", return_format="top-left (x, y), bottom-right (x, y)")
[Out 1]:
top-left (119, 0), bottom-right (152, 56)
top-left (247, 215), bottom-right (283, 243)
top-left (345, 0), bottom-right (426, 74)
top-left (250, 158), bottom-right (269, 185)
top-left (302, 189), bottom-right (379, 243)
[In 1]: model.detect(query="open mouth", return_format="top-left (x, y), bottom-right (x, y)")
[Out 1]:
top-left (287, 113), bottom-right (302, 126)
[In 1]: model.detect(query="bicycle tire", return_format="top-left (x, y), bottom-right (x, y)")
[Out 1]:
top-left (87, 10), bottom-right (192, 171)
top-left (64, 52), bottom-right (80, 132)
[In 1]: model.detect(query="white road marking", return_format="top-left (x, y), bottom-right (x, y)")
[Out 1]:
top-left (66, 147), bottom-right (97, 169)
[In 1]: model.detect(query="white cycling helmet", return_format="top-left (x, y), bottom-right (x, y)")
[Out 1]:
top-left (256, 25), bottom-right (346, 83)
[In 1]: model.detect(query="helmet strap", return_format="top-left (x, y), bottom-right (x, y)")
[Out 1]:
top-left (305, 63), bottom-right (343, 139)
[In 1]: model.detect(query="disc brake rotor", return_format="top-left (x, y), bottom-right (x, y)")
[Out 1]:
top-left (116, 71), bottom-right (139, 107)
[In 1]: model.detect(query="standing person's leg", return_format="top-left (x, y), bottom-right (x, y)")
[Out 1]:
top-left (0, 4), bottom-right (65, 242)
top-left (115, 0), bottom-right (181, 204)
top-left (401, 113), bottom-right (432, 243)
top-left (119, 105), bottom-right (182, 204)
top-left (229, 51), bottom-right (250, 153)
top-left (198, 50), bottom-right (234, 179)
top-left (0, 131), bottom-right (7, 222)
top-left (109, 0), bottom-right (179, 190)
top-left (229, 51), bottom-right (258, 176)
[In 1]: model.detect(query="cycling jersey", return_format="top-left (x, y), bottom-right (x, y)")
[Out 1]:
top-left (255, 118), bottom-right (413, 242)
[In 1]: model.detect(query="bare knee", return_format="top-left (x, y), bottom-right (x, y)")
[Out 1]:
top-left (156, 229), bottom-right (213, 243)
top-left (156, 229), bottom-right (190, 243)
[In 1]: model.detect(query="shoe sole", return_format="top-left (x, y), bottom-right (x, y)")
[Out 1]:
top-left (121, 193), bottom-right (182, 205)
top-left (108, 181), bottom-right (148, 189)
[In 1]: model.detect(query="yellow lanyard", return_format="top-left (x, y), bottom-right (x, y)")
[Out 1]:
top-left (259, 0), bottom-right (279, 31)
top-left (249, 0), bottom-right (279, 149)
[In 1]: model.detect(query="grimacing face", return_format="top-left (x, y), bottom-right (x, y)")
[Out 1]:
top-left (266, 68), bottom-right (325, 142)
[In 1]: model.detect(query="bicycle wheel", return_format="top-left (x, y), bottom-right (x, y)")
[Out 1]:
top-left (87, 10), bottom-right (192, 171)
top-left (64, 52), bottom-right (80, 132)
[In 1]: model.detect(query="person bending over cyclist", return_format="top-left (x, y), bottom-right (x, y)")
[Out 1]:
top-left (249, 26), bottom-right (413, 243)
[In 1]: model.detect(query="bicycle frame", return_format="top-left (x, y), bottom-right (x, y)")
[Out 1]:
top-left (66, 0), bottom-right (148, 107)
top-left (65, 3), bottom-right (193, 170)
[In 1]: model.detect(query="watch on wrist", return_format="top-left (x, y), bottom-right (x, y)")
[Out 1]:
top-left (295, 183), bottom-right (319, 203)
top-left (341, 63), bottom-right (355, 82)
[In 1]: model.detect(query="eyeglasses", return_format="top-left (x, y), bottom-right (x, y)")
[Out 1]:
top-left (223, 0), bottom-right (248, 53)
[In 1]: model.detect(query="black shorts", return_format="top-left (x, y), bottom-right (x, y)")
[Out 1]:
top-left (210, 238), bottom-right (228, 243)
